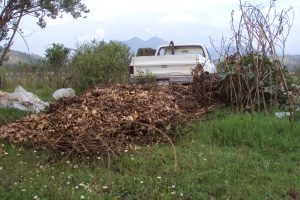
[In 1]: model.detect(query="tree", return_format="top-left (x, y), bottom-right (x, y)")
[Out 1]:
top-left (211, 0), bottom-right (296, 124)
top-left (45, 43), bottom-right (70, 87)
top-left (45, 43), bottom-right (70, 69)
top-left (0, 0), bottom-right (89, 66)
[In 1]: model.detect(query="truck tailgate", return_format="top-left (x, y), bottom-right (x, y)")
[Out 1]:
top-left (131, 54), bottom-right (206, 76)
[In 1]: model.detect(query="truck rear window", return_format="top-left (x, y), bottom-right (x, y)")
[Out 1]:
top-left (157, 46), bottom-right (205, 57)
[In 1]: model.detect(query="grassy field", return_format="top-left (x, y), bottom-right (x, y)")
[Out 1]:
top-left (0, 110), bottom-right (299, 199)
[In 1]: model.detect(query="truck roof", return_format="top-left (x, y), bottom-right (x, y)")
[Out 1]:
top-left (157, 43), bottom-right (206, 48)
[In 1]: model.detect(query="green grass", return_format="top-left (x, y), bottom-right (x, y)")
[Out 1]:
top-left (0, 108), bottom-right (29, 126)
top-left (1, 112), bottom-right (299, 199)
top-left (194, 113), bottom-right (300, 152)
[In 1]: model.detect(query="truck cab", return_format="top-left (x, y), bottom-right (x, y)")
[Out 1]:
top-left (129, 42), bottom-right (216, 84)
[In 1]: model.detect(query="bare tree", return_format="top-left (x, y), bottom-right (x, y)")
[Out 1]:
top-left (212, 0), bottom-right (296, 124)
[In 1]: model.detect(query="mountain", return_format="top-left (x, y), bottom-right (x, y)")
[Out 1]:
top-left (123, 37), bottom-right (168, 53)
top-left (2, 50), bottom-right (44, 67)
top-left (146, 37), bottom-right (168, 50)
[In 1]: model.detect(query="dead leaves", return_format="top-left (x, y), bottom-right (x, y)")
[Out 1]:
top-left (0, 84), bottom-right (214, 157)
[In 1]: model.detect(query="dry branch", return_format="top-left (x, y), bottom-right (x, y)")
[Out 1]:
top-left (0, 84), bottom-right (214, 157)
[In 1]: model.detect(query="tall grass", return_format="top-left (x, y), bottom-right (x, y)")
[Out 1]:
top-left (0, 108), bottom-right (28, 125)
top-left (192, 113), bottom-right (300, 153)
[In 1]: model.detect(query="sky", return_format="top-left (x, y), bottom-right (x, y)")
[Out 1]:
top-left (11, 0), bottom-right (300, 56)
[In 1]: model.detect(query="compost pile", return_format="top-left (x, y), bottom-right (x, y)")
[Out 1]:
top-left (0, 84), bottom-right (214, 157)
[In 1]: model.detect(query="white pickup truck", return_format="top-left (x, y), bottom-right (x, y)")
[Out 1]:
top-left (129, 42), bottom-right (216, 84)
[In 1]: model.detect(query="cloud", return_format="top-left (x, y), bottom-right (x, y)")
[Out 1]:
top-left (159, 13), bottom-right (197, 24)
top-left (76, 28), bottom-right (106, 42)
top-left (11, 0), bottom-right (300, 55)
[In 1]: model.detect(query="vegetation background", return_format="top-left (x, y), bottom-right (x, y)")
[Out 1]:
top-left (0, 0), bottom-right (300, 199)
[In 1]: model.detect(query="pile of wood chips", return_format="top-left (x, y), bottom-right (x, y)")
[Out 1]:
top-left (0, 84), bottom-right (214, 157)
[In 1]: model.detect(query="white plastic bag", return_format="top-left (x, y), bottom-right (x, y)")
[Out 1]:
top-left (52, 88), bottom-right (75, 100)
top-left (0, 85), bottom-right (49, 113)
top-left (275, 112), bottom-right (291, 118)
top-left (0, 91), bottom-right (13, 108)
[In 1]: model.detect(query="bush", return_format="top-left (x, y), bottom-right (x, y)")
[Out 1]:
top-left (0, 67), bottom-right (6, 88)
top-left (72, 40), bottom-right (131, 91)
top-left (135, 70), bottom-right (155, 84)
top-left (216, 53), bottom-right (297, 110)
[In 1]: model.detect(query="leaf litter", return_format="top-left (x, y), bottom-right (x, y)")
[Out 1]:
top-left (0, 84), bottom-right (215, 157)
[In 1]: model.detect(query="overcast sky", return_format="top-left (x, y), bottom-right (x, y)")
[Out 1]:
top-left (12, 0), bottom-right (300, 56)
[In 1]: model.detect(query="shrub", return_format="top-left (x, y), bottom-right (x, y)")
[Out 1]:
top-left (0, 67), bottom-right (6, 88)
top-left (72, 40), bottom-right (131, 91)
top-left (135, 70), bottom-right (155, 84)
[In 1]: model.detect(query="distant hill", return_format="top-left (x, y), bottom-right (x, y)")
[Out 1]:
top-left (283, 55), bottom-right (300, 71)
top-left (123, 37), bottom-right (167, 54)
top-left (2, 50), bottom-right (43, 67)
top-left (207, 48), bottom-right (300, 71)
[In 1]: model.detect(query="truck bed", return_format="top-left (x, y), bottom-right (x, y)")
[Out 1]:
top-left (131, 54), bottom-right (209, 77)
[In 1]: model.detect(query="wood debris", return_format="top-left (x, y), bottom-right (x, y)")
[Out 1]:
top-left (0, 84), bottom-right (214, 157)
